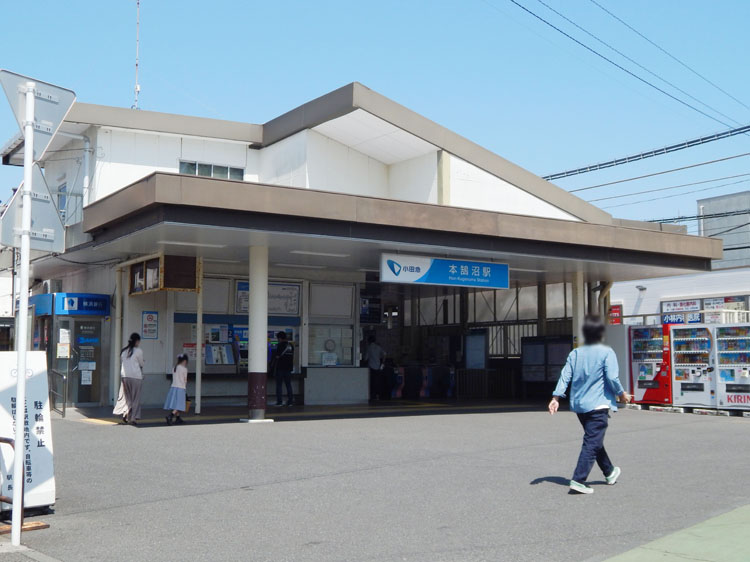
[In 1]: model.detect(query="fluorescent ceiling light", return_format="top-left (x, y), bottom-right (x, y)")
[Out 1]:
top-left (203, 258), bottom-right (239, 264)
top-left (275, 263), bottom-right (326, 269)
top-left (290, 250), bottom-right (350, 258)
top-left (510, 267), bottom-right (546, 273)
top-left (157, 240), bottom-right (226, 248)
top-left (358, 268), bottom-right (380, 272)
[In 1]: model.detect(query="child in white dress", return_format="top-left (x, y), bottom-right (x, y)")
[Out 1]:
top-left (164, 354), bottom-right (188, 425)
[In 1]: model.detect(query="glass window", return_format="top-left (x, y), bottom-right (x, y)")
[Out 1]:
top-left (229, 167), bottom-right (244, 180)
top-left (212, 165), bottom-right (228, 179)
top-left (179, 161), bottom-right (197, 175)
top-left (197, 163), bottom-right (212, 177)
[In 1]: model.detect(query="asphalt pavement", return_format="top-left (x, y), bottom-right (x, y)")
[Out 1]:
top-left (2, 406), bottom-right (750, 561)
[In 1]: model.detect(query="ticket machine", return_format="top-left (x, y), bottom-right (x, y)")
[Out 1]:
top-left (29, 293), bottom-right (111, 406)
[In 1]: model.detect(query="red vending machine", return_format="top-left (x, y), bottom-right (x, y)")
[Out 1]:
top-left (631, 325), bottom-right (672, 405)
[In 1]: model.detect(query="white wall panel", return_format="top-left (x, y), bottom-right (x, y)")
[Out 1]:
top-left (449, 155), bottom-right (578, 221)
top-left (258, 130), bottom-right (307, 188)
top-left (306, 130), bottom-right (388, 197)
top-left (388, 152), bottom-right (438, 203)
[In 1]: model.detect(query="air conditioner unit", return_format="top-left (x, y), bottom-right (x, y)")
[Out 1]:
top-left (42, 279), bottom-right (63, 294)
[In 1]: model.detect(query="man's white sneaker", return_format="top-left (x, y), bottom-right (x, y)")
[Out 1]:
top-left (569, 480), bottom-right (594, 494)
top-left (606, 466), bottom-right (621, 485)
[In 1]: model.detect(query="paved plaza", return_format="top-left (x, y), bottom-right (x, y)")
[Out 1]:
top-left (2, 406), bottom-right (750, 561)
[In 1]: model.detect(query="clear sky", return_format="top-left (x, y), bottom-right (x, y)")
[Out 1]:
top-left (1, 0), bottom-right (749, 232)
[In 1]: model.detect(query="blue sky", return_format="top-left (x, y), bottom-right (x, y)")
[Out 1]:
top-left (1, 0), bottom-right (749, 231)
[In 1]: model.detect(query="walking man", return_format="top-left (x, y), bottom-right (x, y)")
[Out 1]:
top-left (548, 315), bottom-right (631, 494)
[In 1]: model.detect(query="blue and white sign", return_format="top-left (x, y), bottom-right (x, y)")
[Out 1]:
top-left (54, 293), bottom-right (110, 316)
top-left (380, 254), bottom-right (509, 289)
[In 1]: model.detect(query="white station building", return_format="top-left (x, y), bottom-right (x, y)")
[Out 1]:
top-left (0, 82), bottom-right (721, 418)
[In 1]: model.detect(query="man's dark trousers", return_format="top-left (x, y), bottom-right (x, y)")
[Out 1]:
top-left (572, 409), bottom-right (614, 483)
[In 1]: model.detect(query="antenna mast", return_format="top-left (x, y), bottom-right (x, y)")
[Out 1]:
top-left (133, 0), bottom-right (141, 109)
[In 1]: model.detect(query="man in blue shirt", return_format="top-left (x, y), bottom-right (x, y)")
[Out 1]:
top-left (549, 315), bottom-right (632, 494)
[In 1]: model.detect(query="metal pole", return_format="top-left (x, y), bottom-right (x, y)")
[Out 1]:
top-left (195, 258), bottom-right (203, 414)
top-left (11, 82), bottom-right (35, 546)
top-left (112, 268), bottom-right (123, 404)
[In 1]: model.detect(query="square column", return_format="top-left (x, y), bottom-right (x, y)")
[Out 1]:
top-left (571, 271), bottom-right (585, 348)
top-left (248, 246), bottom-right (269, 420)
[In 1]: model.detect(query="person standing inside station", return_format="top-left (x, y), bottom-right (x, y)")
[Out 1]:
top-left (272, 331), bottom-right (295, 407)
top-left (365, 335), bottom-right (387, 403)
top-left (164, 353), bottom-right (189, 425)
top-left (113, 333), bottom-right (145, 426)
top-left (548, 315), bottom-right (631, 494)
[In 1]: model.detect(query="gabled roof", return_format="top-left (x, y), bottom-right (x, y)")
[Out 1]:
top-left (4, 82), bottom-right (618, 224)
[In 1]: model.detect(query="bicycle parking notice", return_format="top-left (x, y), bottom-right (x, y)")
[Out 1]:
top-left (0, 351), bottom-right (56, 510)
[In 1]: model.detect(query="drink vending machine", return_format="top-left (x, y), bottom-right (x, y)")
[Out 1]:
top-left (631, 325), bottom-right (672, 404)
top-left (670, 325), bottom-right (716, 408)
top-left (714, 323), bottom-right (750, 410)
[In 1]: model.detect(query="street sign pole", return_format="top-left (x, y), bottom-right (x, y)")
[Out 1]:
top-left (11, 81), bottom-right (35, 546)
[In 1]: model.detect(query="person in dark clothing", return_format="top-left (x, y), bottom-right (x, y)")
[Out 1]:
top-left (272, 331), bottom-right (295, 406)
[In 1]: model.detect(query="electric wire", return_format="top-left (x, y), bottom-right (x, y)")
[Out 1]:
top-left (534, 0), bottom-right (741, 127)
top-left (588, 0), bottom-right (750, 112)
top-left (505, 0), bottom-right (733, 127)
top-left (600, 178), bottom-right (750, 209)
top-left (647, 208), bottom-right (750, 223)
top-left (586, 173), bottom-right (750, 202)
top-left (571, 152), bottom-right (750, 192)
top-left (544, 123), bottom-right (750, 181)
top-left (709, 221), bottom-right (750, 238)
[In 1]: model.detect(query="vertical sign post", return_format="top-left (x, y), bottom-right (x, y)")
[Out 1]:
top-left (11, 81), bottom-right (35, 546)
top-left (0, 70), bottom-right (75, 545)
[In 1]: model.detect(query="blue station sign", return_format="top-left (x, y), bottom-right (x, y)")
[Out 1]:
top-left (380, 253), bottom-right (509, 289)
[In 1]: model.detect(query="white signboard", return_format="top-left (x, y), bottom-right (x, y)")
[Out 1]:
top-left (142, 311), bottom-right (158, 340)
top-left (235, 282), bottom-right (301, 316)
top-left (662, 299), bottom-right (701, 313)
top-left (0, 351), bottom-right (56, 509)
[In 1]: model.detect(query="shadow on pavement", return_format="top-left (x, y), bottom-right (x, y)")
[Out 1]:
top-left (530, 476), bottom-right (569, 486)
top-left (61, 400), bottom-right (550, 428)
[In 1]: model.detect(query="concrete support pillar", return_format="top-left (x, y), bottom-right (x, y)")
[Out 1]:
top-left (537, 282), bottom-right (547, 336)
top-left (248, 246), bottom-right (269, 420)
top-left (437, 150), bottom-right (451, 205)
top-left (571, 272), bottom-right (585, 348)
top-left (195, 257), bottom-right (204, 414)
top-left (111, 267), bottom-right (123, 404)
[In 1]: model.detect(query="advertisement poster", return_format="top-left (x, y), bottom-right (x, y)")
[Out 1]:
top-left (142, 311), bottom-right (158, 339)
top-left (235, 282), bottom-right (301, 316)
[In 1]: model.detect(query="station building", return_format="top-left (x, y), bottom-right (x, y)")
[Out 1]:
top-left (0, 82), bottom-right (721, 418)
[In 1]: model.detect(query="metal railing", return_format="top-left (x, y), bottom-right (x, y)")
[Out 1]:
top-left (49, 369), bottom-right (67, 418)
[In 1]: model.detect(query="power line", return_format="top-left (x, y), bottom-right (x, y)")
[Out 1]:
top-left (504, 0), bottom-right (733, 127)
top-left (586, 172), bottom-right (750, 202)
top-left (544, 123), bottom-right (750, 181)
top-left (588, 0), bottom-right (750, 112)
top-left (709, 221), bottom-right (750, 238)
top-left (601, 178), bottom-right (750, 209)
top-left (534, 0), bottom-right (741, 127)
top-left (647, 208), bottom-right (750, 224)
top-left (571, 152), bottom-right (750, 193)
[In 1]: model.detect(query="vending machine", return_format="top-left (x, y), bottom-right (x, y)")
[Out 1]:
top-left (631, 325), bottom-right (671, 404)
top-left (670, 325), bottom-right (716, 408)
top-left (714, 324), bottom-right (750, 410)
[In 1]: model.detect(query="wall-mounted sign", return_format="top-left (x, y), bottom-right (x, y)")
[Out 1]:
top-left (54, 293), bottom-right (110, 316)
top-left (235, 282), bottom-right (301, 316)
top-left (662, 312), bottom-right (702, 325)
top-left (609, 304), bottom-right (623, 325)
top-left (380, 254), bottom-right (509, 289)
top-left (661, 299), bottom-right (700, 313)
top-left (142, 311), bottom-right (158, 340)
top-left (130, 255), bottom-right (197, 295)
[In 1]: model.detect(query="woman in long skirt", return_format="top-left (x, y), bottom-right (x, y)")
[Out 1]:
top-left (165, 354), bottom-right (188, 425)
top-left (113, 333), bottom-right (144, 425)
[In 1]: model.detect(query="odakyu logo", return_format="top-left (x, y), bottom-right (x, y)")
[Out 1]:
top-left (387, 259), bottom-right (402, 276)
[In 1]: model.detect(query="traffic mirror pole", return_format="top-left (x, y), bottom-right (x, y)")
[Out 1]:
top-left (11, 81), bottom-right (35, 546)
